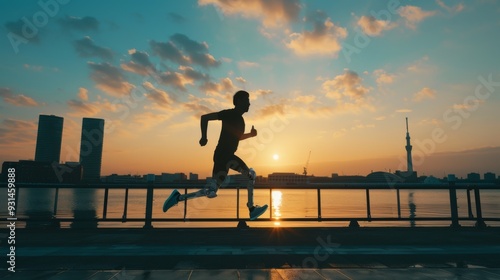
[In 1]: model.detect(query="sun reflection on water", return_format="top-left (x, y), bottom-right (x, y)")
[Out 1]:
top-left (272, 190), bottom-right (282, 226)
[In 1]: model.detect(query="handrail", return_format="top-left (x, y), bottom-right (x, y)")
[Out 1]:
top-left (1, 182), bottom-right (499, 228)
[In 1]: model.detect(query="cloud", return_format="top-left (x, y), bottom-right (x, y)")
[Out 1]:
top-left (253, 89), bottom-right (273, 98)
top-left (170, 33), bottom-right (220, 68)
top-left (396, 109), bottom-right (412, 113)
top-left (236, 77), bottom-right (247, 84)
top-left (67, 99), bottom-right (101, 116)
top-left (58, 16), bottom-right (99, 32)
top-left (74, 36), bottom-right (113, 60)
top-left (258, 103), bottom-right (287, 118)
top-left (322, 70), bottom-right (370, 100)
top-left (200, 77), bottom-right (235, 97)
top-left (0, 118), bottom-right (37, 145)
top-left (398, 5), bottom-right (437, 29)
top-left (78, 87), bottom-right (89, 101)
top-left (67, 90), bottom-right (125, 117)
top-left (357, 15), bottom-right (396, 36)
top-left (436, 0), bottom-right (465, 14)
top-left (198, 0), bottom-right (301, 28)
top-left (155, 65), bottom-right (210, 92)
top-left (183, 94), bottom-right (220, 117)
top-left (5, 19), bottom-right (41, 43)
top-left (286, 10), bottom-right (347, 57)
top-left (121, 49), bottom-right (157, 76)
top-left (294, 95), bottom-right (316, 104)
top-left (0, 87), bottom-right (40, 107)
top-left (23, 64), bottom-right (43, 71)
top-left (142, 82), bottom-right (174, 109)
top-left (88, 62), bottom-right (134, 96)
top-left (413, 87), bottom-right (436, 102)
top-left (150, 40), bottom-right (189, 65)
top-left (373, 69), bottom-right (396, 86)
top-left (150, 33), bottom-right (220, 68)
top-left (238, 60), bottom-right (259, 68)
top-left (168, 12), bottom-right (187, 23)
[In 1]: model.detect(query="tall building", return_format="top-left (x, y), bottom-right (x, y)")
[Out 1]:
top-left (80, 118), bottom-right (105, 182)
top-left (405, 117), bottom-right (413, 173)
top-left (34, 115), bottom-right (64, 163)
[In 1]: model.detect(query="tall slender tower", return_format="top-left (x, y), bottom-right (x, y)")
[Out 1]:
top-left (80, 118), bottom-right (105, 182)
top-left (35, 115), bottom-right (64, 163)
top-left (405, 117), bottom-right (413, 173)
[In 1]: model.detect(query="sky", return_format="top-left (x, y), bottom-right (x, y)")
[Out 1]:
top-left (1, 0), bottom-right (499, 179)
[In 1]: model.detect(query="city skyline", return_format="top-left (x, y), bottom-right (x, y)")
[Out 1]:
top-left (1, 1), bottom-right (499, 179)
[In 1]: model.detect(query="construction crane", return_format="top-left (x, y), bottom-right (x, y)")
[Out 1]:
top-left (303, 151), bottom-right (311, 176)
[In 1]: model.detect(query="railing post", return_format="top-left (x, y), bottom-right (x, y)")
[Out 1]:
top-left (103, 187), bottom-right (109, 219)
top-left (184, 187), bottom-right (188, 221)
top-left (474, 187), bottom-right (486, 228)
top-left (53, 187), bottom-right (59, 217)
top-left (396, 188), bottom-right (401, 219)
top-left (236, 187), bottom-right (240, 220)
top-left (270, 188), bottom-right (273, 219)
top-left (466, 188), bottom-right (473, 219)
top-left (448, 178), bottom-right (460, 227)
top-left (143, 181), bottom-right (154, 229)
top-left (366, 188), bottom-right (371, 221)
top-left (122, 188), bottom-right (129, 222)
top-left (317, 188), bottom-right (322, 221)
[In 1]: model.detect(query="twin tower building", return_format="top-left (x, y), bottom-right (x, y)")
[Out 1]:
top-left (35, 115), bottom-right (104, 182)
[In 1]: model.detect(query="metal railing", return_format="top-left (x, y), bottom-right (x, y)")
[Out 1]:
top-left (2, 182), bottom-right (499, 228)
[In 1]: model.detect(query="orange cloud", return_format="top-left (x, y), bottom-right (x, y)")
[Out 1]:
top-left (0, 118), bottom-right (37, 145)
top-left (357, 15), bottom-right (396, 36)
top-left (413, 87), bottom-right (436, 102)
top-left (373, 69), bottom-right (396, 86)
top-left (88, 62), bottom-right (135, 97)
top-left (78, 87), bottom-right (89, 101)
top-left (142, 81), bottom-right (174, 109)
top-left (436, 0), bottom-right (465, 14)
top-left (198, 0), bottom-right (301, 28)
top-left (0, 87), bottom-right (40, 107)
top-left (286, 11), bottom-right (347, 56)
top-left (398, 5), bottom-right (437, 29)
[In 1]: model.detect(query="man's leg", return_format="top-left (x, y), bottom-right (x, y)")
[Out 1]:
top-left (177, 159), bottom-right (227, 201)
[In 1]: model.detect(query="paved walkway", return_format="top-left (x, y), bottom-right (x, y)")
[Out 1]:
top-left (1, 227), bottom-right (500, 279)
top-left (3, 268), bottom-right (500, 279)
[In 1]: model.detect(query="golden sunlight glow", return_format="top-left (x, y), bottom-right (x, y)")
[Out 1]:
top-left (273, 154), bottom-right (279, 160)
top-left (272, 190), bottom-right (282, 226)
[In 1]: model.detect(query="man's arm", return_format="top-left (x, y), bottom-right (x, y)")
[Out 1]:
top-left (199, 112), bottom-right (219, 146)
top-left (240, 125), bottom-right (257, 141)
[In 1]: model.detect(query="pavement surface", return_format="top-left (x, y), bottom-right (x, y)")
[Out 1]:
top-left (1, 227), bottom-right (500, 279)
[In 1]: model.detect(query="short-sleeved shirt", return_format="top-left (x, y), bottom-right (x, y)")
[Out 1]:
top-left (215, 109), bottom-right (244, 156)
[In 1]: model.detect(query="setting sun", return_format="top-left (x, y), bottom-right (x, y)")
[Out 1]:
top-left (273, 154), bottom-right (279, 161)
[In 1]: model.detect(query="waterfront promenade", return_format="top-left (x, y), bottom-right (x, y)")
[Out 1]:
top-left (1, 227), bottom-right (500, 279)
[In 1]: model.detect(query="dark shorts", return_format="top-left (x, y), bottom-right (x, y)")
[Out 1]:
top-left (212, 150), bottom-right (249, 185)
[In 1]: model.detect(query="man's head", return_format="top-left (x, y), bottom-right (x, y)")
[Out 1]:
top-left (233, 90), bottom-right (250, 113)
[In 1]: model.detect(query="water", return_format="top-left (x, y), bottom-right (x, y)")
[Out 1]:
top-left (1, 187), bottom-right (499, 228)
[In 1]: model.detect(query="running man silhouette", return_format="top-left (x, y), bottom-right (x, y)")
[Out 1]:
top-left (163, 90), bottom-right (268, 220)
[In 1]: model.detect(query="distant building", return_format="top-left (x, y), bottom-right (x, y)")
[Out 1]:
top-left (484, 172), bottom-right (496, 182)
top-left (467, 172), bottom-right (480, 182)
top-left (423, 175), bottom-right (442, 184)
top-left (80, 118), bottom-right (105, 182)
top-left (161, 172), bottom-right (187, 183)
top-left (331, 174), bottom-right (366, 183)
top-left (104, 174), bottom-right (144, 183)
top-left (395, 170), bottom-right (418, 182)
top-left (189, 172), bottom-right (199, 181)
top-left (366, 171), bottom-right (404, 183)
top-left (35, 115), bottom-right (64, 163)
top-left (1, 160), bottom-right (82, 183)
top-left (268, 172), bottom-right (309, 184)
